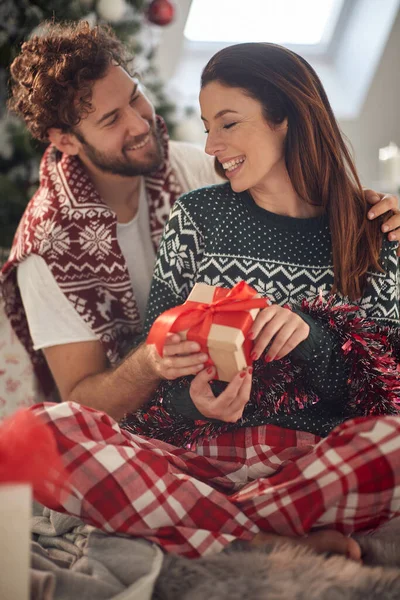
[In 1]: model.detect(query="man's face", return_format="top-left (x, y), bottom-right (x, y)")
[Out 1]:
top-left (74, 65), bottom-right (163, 177)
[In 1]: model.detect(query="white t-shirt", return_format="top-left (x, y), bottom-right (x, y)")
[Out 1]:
top-left (117, 178), bottom-right (155, 320)
top-left (17, 141), bottom-right (222, 350)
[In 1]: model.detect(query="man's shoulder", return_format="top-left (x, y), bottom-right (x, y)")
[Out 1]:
top-left (168, 140), bottom-right (223, 192)
top-left (168, 139), bottom-right (214, 173)
top-left (19, 182), bottom-right (69, 238)
top-left (168, 139), bottom-right (208, 161)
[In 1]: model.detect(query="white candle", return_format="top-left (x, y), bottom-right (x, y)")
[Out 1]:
top-left (379, 142), bottom-right (400, 187)
top-left (0, 484), bottom-right (31, 600)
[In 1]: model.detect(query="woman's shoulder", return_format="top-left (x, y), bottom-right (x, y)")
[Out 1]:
top-left (360, 236), bottom-right (399, 326)
top-left (370, 235), bottom-right (399, 281)
top-left (379, 235), bottom-right (399, 266)
top-left (175, 182), bottom-right (238, 214)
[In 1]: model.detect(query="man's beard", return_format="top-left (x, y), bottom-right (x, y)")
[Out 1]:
top-left (75, 123), bottom-right (164, 177)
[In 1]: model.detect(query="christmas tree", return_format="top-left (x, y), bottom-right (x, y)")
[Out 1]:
top-left (0, 0), bottom-right (176, 250)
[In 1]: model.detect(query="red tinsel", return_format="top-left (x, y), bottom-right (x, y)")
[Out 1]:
top-left (301, 294), bottom-right (400, 416)
top-left (123, 361), bottom-right (320, 448)
top-left (0, 409), bottom-right (70, 505)
top-left (124, 295), bottom-right (400, 447)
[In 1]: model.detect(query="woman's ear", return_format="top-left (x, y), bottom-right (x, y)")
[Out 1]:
top-left (47, 128), bottom-right (81, 156)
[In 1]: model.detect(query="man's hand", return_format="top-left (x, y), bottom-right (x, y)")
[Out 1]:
top-left (43, 335), bottom-right (208, 421)
top-left (146, 333), bottom-right (209, 380)
top-left (364, 189), bottom-right (400, 256)
top-left (189, 365), bottom-right (253, 422)
top-left (249, 304), bottom-right (310, 362)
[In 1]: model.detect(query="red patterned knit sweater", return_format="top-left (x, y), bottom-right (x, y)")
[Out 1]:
top-left (1, 117), bottom-right (182, 396)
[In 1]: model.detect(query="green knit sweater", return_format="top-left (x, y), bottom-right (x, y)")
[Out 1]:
top-left (125, 183), bottom-right (399, 442)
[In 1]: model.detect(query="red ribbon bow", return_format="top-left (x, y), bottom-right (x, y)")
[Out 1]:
top-left (147, 281), bottom-right (268, 356)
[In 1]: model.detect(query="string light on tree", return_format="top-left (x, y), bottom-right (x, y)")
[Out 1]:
top-left (147, 0), bottom-right (175, 26)
top-left (97, 0), bottom-right (127, 23)
top-left (0, 0), bottom-right (177, 251)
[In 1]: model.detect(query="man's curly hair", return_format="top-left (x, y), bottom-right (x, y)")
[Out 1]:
top-left (8, 20), bottom-right (134, 142)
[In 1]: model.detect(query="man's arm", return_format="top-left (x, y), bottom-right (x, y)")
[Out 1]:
top-left (43, 335), bottom-right (207, 421)
top-left (43, 340), bottom-right (152, 420)
top-left (17, 245), bottom-right (207, 419)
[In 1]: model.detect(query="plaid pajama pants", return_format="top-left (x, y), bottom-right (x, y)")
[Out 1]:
top-left (31, 402), bottom-right (400, 558)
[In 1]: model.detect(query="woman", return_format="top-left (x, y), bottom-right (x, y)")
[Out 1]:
top-left (126, 42), bottom-right (399, 443)
top-left (34, 43), bottom-right (399, 561)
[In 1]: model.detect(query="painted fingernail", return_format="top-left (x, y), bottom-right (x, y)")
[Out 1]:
top-left (207, 366), bottom-right (214, 374)
top-left (240, 371), bottom-right (246, 378)
top-left (248, 367), bottom-right (253, 375)
top-left (248, 331), bottom-right (255, 340)
top-left (368, 212), bottom-right (374, 219)
top-left (265, 356), bottom-right (272, 363)
top-left (382, 225), bottom-right (389, 232)
top-left (250, 351), bottom-right (257, 360)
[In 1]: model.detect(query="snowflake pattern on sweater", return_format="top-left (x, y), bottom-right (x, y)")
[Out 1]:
top-left (147, 185), bottom-right (399, 324)
top-left (1, 117), bottom-right (182, 396)
top-left (124, 183), bottom-right (400, 442)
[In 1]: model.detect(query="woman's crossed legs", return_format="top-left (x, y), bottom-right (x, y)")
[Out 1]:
top-left (32, 402), bottom-right (400, 559)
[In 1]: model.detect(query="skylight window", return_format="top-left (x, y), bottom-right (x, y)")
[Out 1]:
top-left (184, 0), bottom-right (344, 46)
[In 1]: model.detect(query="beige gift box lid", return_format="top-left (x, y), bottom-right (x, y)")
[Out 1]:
top-left (181, 283), bottom-right (261, 381)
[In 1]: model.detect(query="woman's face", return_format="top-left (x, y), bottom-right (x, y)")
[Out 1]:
top-left (200, 82), bottom-right (287, 193)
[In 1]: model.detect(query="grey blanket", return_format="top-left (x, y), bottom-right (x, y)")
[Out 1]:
top-left (30, 504), bottom-right (162, 600)
top-left (30, 505), bottom-right (400, 600)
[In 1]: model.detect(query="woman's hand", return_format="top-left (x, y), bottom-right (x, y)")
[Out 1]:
top-left (189, 365), bottom-right (253, 422)
top-left (146, 333), bottom-right (209, 380)
top-left (249, 304), bottom-right (310, 362)
top-left (365, 190), bottom-right (400, 256)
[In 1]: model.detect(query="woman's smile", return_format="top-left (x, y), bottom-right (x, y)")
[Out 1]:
top-left (221, 156), bottom-right (246, 177)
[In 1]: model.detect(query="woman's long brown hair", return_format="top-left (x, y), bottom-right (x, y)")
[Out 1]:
top-left (201, 43), bottom-right (383, 300)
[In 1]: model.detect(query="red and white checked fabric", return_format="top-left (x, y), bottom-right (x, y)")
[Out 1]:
top-left (31, 402), bottom-right (400, 558)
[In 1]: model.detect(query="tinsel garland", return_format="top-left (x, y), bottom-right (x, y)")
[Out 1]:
top-left (387, 327), bottom-right (400, 363)
top-left (123, 295), bottom-right (400, 448)
top-left (301, 293), bottom-right (400, 416)
top-left (123, 360), bottom-right (319, 448)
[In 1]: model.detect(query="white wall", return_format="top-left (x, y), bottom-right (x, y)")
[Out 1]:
top-left (155, 1), bottom-right (400, 189)
top-left (339, 9), bottom-right (400, 188)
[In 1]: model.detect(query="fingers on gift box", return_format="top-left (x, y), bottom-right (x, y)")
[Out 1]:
top-left (147, 281), bottom-right (268, 382)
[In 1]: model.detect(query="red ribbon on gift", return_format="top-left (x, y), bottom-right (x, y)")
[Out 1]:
top-left (147, 281), bottom-right (268, 357)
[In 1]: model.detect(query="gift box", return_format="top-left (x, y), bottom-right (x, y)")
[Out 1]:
top-left (147, 281), bottom-right (268, 382)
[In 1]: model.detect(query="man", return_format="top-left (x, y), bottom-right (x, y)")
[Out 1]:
top-left (2, 21), bottom-right (399, 420)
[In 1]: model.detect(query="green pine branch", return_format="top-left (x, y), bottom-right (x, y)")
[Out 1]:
top-left (0, 0), bottom-right (177, 249)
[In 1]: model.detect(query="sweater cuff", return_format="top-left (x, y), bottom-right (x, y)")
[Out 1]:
top-left (290, 307), bottom-right (333, 363)
top-left (165, 379), bottom-right (226, 422)
top-left (171, 388), bottom-right (207, 420)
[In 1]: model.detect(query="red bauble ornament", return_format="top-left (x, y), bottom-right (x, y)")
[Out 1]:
top-left (147, 0), bottom-right (175, 26)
